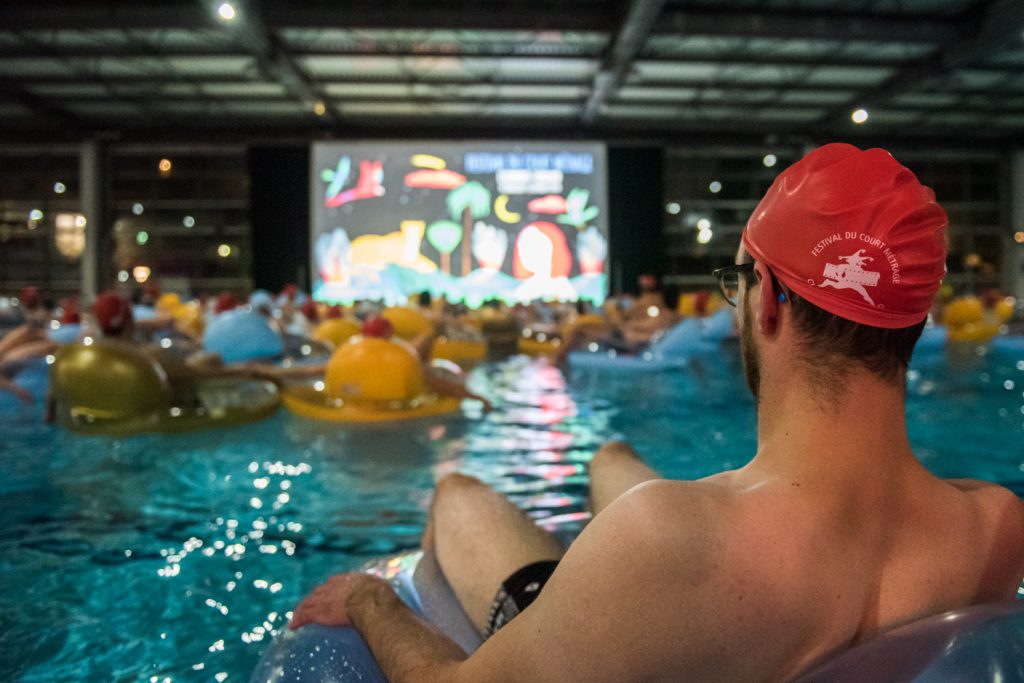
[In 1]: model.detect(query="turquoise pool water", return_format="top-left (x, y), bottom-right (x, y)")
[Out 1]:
top-left (1, 344), bottom-right (1022, 681)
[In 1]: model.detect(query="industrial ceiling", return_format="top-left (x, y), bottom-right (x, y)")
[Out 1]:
top-left (0, 0), bottom-right (1022, 143)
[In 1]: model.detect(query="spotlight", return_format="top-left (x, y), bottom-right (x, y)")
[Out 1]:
top-left (217, 2), bottom-right (237, 21)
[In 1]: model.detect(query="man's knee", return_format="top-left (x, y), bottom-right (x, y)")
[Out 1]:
top-left (432, 472), bottom-right (490, 510)
top-left (591, 440), bottom-right (640, 471)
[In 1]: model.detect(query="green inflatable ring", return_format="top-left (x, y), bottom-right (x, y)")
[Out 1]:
top-left (52, 341), bottom-right (280, 435)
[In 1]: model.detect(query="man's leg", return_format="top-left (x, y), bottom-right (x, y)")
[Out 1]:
top-left (423, 473), bottom-right (564, 635)
top-left (588, 441), bottom-right (659, 516)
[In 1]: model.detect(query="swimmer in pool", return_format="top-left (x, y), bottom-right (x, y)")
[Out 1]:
top-left (252, 315), bottom-right (492, 411)
top-left (290, 144), bottom-right (1024, 682)
top-left (44, 291), bottom-right (275, 421)
top-left (0, 288), bottom-right (60, 402)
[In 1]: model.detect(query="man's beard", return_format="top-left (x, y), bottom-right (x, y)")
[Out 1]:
top-left (740, 292), bottom-right (761, 403)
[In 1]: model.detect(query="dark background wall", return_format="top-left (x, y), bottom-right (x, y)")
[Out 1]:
top-left (607, 147), bottom-right (664, 294)
top-left (249, 144), bottom-right (663, 296)
top-left (248, 146), bottom-right (310, 292)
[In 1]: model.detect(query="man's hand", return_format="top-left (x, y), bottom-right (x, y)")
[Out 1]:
top-left (290, 572), bottom-right (391, 630)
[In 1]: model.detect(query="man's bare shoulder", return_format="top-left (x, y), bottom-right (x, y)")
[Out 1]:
top-left (944, 478), bottom-right (1024, 529)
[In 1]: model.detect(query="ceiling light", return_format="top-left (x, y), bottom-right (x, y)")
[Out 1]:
top-left (851, 108), bottom-right (869, 124)
top-left (158, 158), bottom-right (172, 173)
top-left (696, 218), bottom-right (711, 231)
top-left (29, 209), bottom-right (43, 221)
top-left (53, 182), bottom-right (66, 194)
top-left (217, 2), bottom-right (237, 21)
top-left (708, 181), bottom-right (722, 194)
top-left (133, 266), bottom-right (152, 283)
top-left (218, 244), bottom-right (232, 258)
top-left (132, 202), bottom-right (144, 215)
top-left (118, 270), bottom-right (130, 283)
top-left (183, 215), bottom-right (196, 228)
top-left (762, 154), bottom-right (777, 168)
top-left (697, 229), bottom-right (713, 244)
top-left (136, 231), bottom-right (149, 245)
top-left (313, 101), bottom-right (327, 117)
top-left (665, 202), bottom-right (681, 215)
top-left (1014, 231), bottom-right (1024, 244)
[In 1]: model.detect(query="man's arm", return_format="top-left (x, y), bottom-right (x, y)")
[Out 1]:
top-left (290, 572), bottom-right (467, 683)
top-left (291, 481), bottom-right (739, 683)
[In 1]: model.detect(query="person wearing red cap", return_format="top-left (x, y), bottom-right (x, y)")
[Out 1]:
top-left (252, 315), bottom-right (492, 410)
top-left (289, 145), bottom-right (1024, 683)
top-left (0, 287), bottom-right (60, 402)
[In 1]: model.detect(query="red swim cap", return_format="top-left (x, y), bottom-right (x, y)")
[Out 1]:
top-left (301, 298), bottom-right (319, 322)
top-left (361, 316), bottom-right (393, 339)
top-left (214, 292), bottom-right (238, 314)
top-left (19, 286), bottom-right (41, 310)
top-left (60, 298), bottom-right (81, 324)
top-left (742, 143), bottom-right (947, 328)
top-left (93, 290), bottom-right (134, 335)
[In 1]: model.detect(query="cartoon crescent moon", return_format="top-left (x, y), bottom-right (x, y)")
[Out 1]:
top-left (494, 194), bottom-right (521, 224)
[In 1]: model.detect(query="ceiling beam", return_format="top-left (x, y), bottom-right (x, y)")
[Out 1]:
top-left (654, 9), bottom-right (958, 44)
top-left (0, 86), bottom-right (83, 129)
top-left (581, 0), bottom-right (667, 124)
top-left (815, 0), bottom-right (1024, 129)
top-left (0, 1), bottom-right (620, 32)
top-left (194, 1), bottom-right (340, 125)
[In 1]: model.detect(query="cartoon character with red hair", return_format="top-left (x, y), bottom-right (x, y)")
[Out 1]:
top-left (512, 222), bottom-right (578, 302)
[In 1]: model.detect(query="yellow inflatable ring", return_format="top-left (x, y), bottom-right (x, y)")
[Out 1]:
top-left (282, 336), bottom-right (462, 423)
top-left (947, 322), bottom-right (1000, 344)
top-left (313, 318), bottom-right (361, 348)
top-left (52, 341), bottom-right (280, 435)
top-left (518, 331), bottom-right (561, 358)
top-left (432, 337), bottom-right (487, 364)
top-left (281, 387), bottom-right (461, 423)
top-left (381, 307), bottom-right (433, 341)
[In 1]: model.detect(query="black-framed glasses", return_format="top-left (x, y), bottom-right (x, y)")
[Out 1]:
top-left (712, 263), bottom-right (756, 307)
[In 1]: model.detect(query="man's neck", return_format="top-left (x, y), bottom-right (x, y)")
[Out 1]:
top-left (749, 368), bottom-right (918, 483)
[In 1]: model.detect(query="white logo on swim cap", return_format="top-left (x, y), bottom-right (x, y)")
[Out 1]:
top-left (818, 249), bottom-right (880, 306)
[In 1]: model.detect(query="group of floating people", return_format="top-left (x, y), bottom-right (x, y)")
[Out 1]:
top-left (0, 272), bottom-right (1020, 435)
top-left (4, 144), bottom-right (1024, 682)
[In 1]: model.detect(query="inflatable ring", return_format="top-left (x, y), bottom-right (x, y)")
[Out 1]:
top-left (312, 318), bottom-right (361, 348)
top-left (991, 334), bottom-right (1024, 361)
top-left (51, 341), bottom-right (279, 435)
top-left (281, 336), bottom-right (462, 423)
top-left (281, 386), bottom-right (461, 423)
top-left (204, 310), bottom-right (284, 363)
top-left (251, 548), bottom-right (1024, 683)
top-left (947, 322), bottom-right (1000, 344)
top-left (381, 307), bottom-right (433, 341)
top-left (432, 337), bottom-right (486, 365)
top-left (518, 331), bottom-right (560, 358)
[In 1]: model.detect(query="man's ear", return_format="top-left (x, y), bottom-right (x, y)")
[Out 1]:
top-left (754, 262), bottom-right (780, 336)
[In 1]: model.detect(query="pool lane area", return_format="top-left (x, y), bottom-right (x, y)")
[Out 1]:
top-left (1, 347), bottom-right (1022, 681)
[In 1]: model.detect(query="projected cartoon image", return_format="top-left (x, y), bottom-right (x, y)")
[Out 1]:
top-left (311, 143), bottom-right (607, 306)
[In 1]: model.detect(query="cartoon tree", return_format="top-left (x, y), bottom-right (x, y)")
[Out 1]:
top-left (557, 188), bottom-right (600, 229)
top-left (446, 181), bottom-right (492, 276)
top-left (426, 220), bottom-right (462, 275)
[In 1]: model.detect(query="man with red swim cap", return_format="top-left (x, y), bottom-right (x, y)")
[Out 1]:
top-left (290, 145), bottom-right (1024, 682)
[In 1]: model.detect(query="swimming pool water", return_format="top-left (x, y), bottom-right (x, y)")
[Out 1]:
top-left (1, 345), bottom-right (1022, 681)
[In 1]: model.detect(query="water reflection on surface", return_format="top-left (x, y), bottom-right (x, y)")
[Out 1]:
top-left (1, 349), bottom-right (1022, 681)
